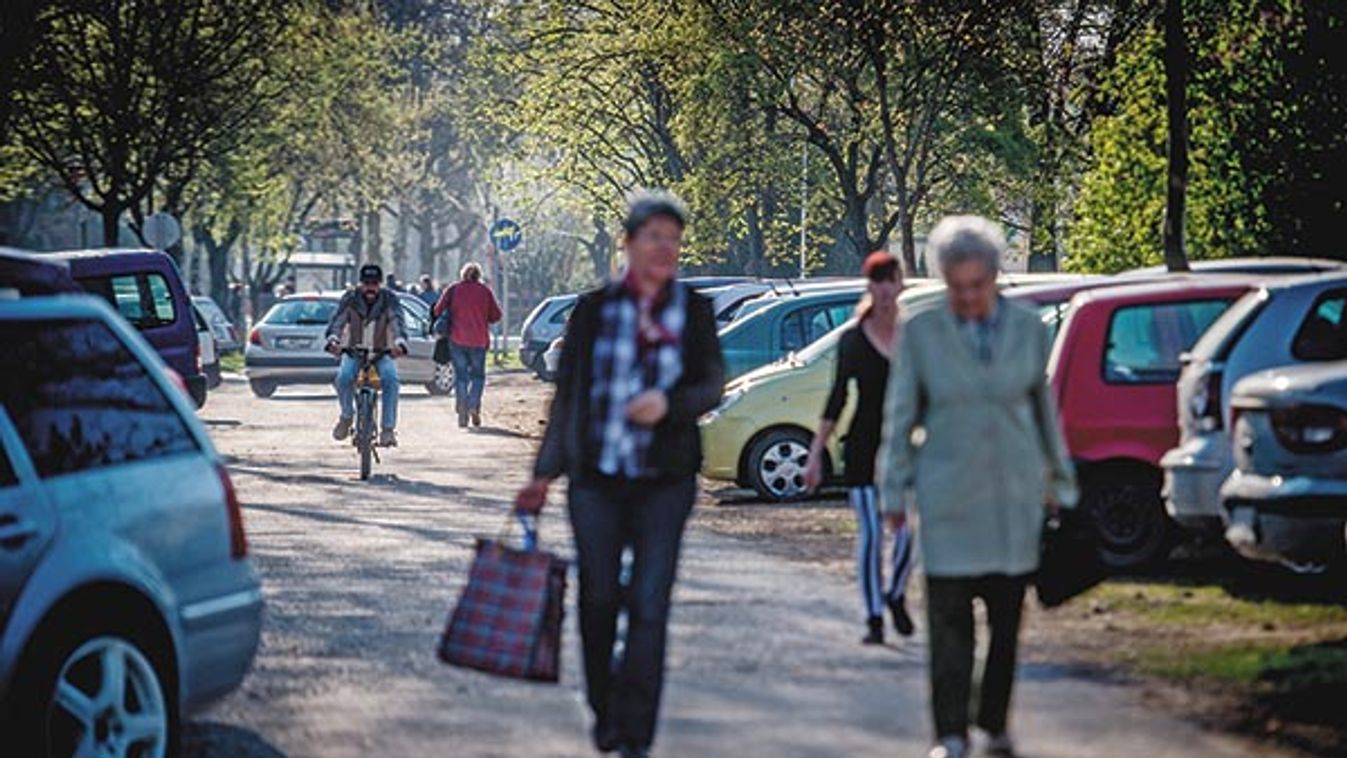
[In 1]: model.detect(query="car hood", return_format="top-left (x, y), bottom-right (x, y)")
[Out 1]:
top-left (1231, 361), bottom-right (1347, 409)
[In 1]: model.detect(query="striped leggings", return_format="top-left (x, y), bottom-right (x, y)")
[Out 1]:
top-left (849, 485), bottom-right (914, 620)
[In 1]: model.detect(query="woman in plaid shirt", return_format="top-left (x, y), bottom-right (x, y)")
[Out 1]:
top-left (515, 192), bottom-right (725, 758)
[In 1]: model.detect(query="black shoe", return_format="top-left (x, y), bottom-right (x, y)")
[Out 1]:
top-left (862, 615), bottom-right (885, 645)
top-left (592, 720), bottom-right (620, 753)
top-left (457, 410), bottom-right (468, 429)
top-left (888, 595), bottom-right (915, 637)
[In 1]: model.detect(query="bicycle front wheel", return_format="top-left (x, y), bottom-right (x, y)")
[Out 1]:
top-left (357, 389), bottom-right (375, 480)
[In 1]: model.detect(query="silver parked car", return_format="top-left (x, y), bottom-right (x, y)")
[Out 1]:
top-left (519, 294), bottom-right (577, 377)
top-left (0, 294), bottom-right (263, 758)
top-left (1162, 273), bottom-right (1347, 533)
top-left (244, 292), bottom-right (453, 398)
top-left (1223, 361), bottom-right (1347, 570)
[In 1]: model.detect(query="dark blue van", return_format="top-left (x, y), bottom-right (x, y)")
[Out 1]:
top-left (51, 249), bottom-right (208, 407)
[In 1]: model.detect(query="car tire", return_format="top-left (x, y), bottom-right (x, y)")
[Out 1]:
top-left (1080, 463), bottom-right (1174, 570)
top-left (7, 613), bottom-right (179, 758)
top-left (425, 363), bottom-right (455, 396)
top-left (249, 379), bottom-right (278, 398)
top-left (745, 428), bottom-right (813, 502)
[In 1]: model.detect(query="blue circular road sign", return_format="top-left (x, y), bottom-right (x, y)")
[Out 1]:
top-left (490, 218), bottom-right (523, 252)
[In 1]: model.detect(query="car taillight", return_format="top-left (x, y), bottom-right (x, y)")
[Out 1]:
top-left (1270, 404), bottom-right (1347, 454)
top-left (216, 463), bottom-right (248, 558)
top-left (249, 328), bottom-right (262, 346)
top-left (195, 342), bottom-right (203, 373)
top-left (1189, 368), bottom-right (1224, 432)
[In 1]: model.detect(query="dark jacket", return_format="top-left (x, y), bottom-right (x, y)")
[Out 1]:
top-left (533, 283), bottom-right (725, 481)
top-left (325, 288), bottom-right (408, 351)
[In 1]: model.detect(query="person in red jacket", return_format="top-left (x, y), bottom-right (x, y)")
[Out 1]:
top-left (434, 262), bottom-right (502, 427)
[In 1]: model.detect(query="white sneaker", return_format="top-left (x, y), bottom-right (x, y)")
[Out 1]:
top-left (929, 736), bottom-right (968, 758)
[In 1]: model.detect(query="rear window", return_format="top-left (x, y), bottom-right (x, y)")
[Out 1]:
top-left (1292, 289), bottom-right (1347, 361)
top-left (0, 318), bottom-right (199, 478)
top-left (264, 300), bottom-right (338, 325)
top-left (78, 273), bottom-right (178, 330)
top-left (1190, 289), bottom-right (1267, 362)
top-left (550, 303), bottom-right (575, 324)
top-left (1103, 299), bottom-right (1233, 384)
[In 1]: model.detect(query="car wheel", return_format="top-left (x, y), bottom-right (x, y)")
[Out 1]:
top-left (425, 363), bottom-right (455, 396)
top-left (1081, 465), bottom-right (1173, 570)
top-left (745, 428), bottom-right (812, 502)
top-left (10, 618), bottom-right (178, 758)
top-left (249, 379), bottom-right (277, 398)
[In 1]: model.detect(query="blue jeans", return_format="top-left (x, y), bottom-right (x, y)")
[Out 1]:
top-left (449, 343), bottom-right (487, 412)
top-left (335, 352), bottom-right (400, 431)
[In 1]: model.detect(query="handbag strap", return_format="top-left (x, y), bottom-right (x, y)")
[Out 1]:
top-left (496, 512), bottom-right (539, 551)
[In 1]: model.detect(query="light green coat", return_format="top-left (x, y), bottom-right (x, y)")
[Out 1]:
top-left (878, 299), bottom-right (1078, 578)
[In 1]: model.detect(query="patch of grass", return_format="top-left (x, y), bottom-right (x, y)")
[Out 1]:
top-left (219, 352), bottom-right (244, 373)
top-left (489, 350), bottom-right (525, 371)
top-left (1138, 637), bottom-right (1347, 693)
top-left (1086, 583), bottom-right (1347, 629)
top-left (1139, 642), bottom-right (1286, 683)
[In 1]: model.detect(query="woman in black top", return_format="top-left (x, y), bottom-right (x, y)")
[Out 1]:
top-left (804, 252), bottom-right (914, 644)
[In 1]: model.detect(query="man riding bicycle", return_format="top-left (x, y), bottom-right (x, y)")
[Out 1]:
top-left (325, 263), bottom-right (409, 447)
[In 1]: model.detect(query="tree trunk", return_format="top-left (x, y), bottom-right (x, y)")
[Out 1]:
top-left (364, 209), bottom-right (383, 267)
top-left (1162, 0), bottom-right (1191, 272)
top-left (899, 211), bottom-right (917, 276)
top-left (101, 203), bottom-right (122, 247)
top-left (841, 197), bottom-right (870, 263)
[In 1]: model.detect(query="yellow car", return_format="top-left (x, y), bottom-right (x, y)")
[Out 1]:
top-left (700, 275), bottom-right (1089, 500)
top-left (700, 285), bottom-right (949, 500)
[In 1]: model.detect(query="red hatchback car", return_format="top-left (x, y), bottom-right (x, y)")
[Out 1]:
top-left (1049, 277), bottom-right (1258, 568)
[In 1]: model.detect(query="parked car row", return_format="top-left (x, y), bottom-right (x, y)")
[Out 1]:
top-left (693, 258), bottom-right (1347, 573)
top-left (0, 251), bottom-right (263, 755)
top-left (1163, 275), bottom-right (1347, 570)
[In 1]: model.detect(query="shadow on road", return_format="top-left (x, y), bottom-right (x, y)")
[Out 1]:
top-left (462, 425), bottom-right (529, 440)
top-left (1118, 543), bottom-right (1347, 607)
top-left (245, 500), bottom-right (476, 545)
top-left (184, 722), bottom-right (287, 758)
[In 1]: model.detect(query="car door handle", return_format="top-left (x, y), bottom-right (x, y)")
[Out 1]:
top-left (0, 514), bottom-right (39, 549)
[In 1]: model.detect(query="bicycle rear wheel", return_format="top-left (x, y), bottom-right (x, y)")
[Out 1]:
top-left (357, 389), bottom-right (375, 480)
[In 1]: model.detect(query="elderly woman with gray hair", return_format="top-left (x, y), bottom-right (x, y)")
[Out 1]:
top-left (877, 215), bottom-right (1078, 758)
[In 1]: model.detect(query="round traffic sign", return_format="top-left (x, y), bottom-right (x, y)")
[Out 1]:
top-left (490, 218), bottom-right (523, 252)
top-left (142, 212), bottom-right (182, 249)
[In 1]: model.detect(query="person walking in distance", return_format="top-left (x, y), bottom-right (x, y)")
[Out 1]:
top-left (878, 216), bottom-right (1078, 758)
top-left (417, 274), bottom-right (439, 308)
top-left (514, 192), bottom-right (725, 758)
top-left (434, 262), bottom-right (501, 428)
top-left (803, 251), bottom-right (915, 645)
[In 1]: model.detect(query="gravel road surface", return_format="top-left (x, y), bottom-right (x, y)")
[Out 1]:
top-left (185, 373), bottom-right (1302, 758)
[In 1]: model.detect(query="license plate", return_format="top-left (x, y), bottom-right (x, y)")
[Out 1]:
top-left (276, 337), bottom-right (313, 350)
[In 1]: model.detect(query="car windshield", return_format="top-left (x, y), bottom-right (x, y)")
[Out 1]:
top-left (265, 299), bottom-right (338, 325)
top-left (795, 319), bottom-right (854, 364)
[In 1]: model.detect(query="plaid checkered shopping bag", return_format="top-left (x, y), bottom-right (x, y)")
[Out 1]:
top-left (438, 517), bottom-right (568, 682)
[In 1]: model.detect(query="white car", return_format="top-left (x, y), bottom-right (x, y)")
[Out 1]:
top-left (0, 294), bottom-right (263, 757)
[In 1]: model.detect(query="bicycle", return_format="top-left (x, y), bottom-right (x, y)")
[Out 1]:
top-left (348, 347), bottom-right (389, 480)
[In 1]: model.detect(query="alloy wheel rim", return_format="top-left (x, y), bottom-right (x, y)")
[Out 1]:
top-left (759, 439), bottom-right (809, 499)
top-left (49, 636), bottom-right (167, 758)
top-left (434, 364), bottom-right (454, 392)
